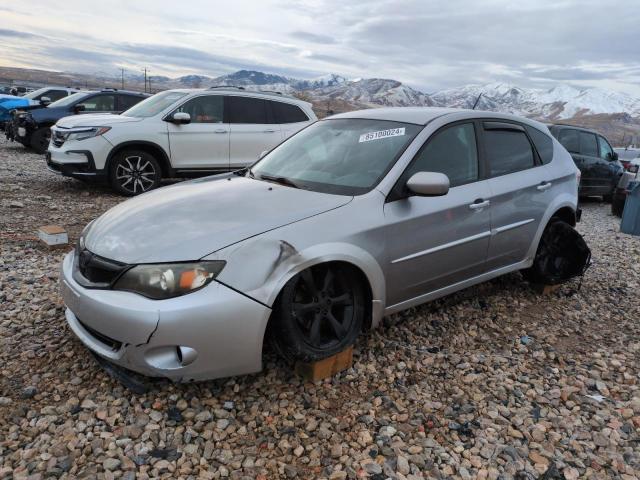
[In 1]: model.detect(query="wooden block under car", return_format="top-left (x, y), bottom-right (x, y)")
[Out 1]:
top-left (295, 346), bottom-right (353, 382)
top-left (532, 283), bottom-right (562, 295)
top-left (37, 225), bottom-right (68, 249)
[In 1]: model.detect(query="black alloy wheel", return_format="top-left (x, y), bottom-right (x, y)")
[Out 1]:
top-left (272, 264), bottom-right (365, 362)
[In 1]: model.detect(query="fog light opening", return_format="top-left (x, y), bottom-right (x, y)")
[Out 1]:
top-left (176, 346), bottom-right (198, 366)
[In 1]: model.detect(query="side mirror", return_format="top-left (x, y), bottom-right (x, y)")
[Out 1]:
top-left (39, 96), bottom-right (51, 106)
top-left (258, 150), bottom-right (269, 160)
top-left (73, 104), bottom-right (86, 113)
top-left (169, 112), bottom-right (191, 124)
top-left (406, 172), bottom-right (450, 196)
top-left (611, 151), bottom-right (619, 161)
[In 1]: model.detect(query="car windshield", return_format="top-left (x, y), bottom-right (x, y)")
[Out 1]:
top-left (23, 88), bottom-right (51, 100)
top-left (122, 91), bottom-right (188, 118)
top-left (48, 92), bottom-right (90, 108)
top-left (250, 118), bottom-right (422, 195)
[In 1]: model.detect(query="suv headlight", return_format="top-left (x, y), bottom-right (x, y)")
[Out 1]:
top-left (113, 261), bottom-right (226, 299)
top-left (67, 126), bottom-right (111, 142)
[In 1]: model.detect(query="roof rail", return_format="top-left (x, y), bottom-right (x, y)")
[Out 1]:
top-left (101, 87), bottom-right (118, 92)
top-left (207, 85), bottom-right (245, 90)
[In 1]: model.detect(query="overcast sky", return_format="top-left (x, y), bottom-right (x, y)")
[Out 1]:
top-left (1, 0), bottom-right (639, 95)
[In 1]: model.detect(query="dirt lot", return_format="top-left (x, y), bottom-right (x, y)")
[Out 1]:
top-left (0, 138), bottom-right (639, 480)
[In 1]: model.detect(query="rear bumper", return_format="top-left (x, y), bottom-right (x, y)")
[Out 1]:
top-left (61, 251), bottom-right (272, 382)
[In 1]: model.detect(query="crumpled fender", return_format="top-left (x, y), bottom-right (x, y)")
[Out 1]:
top-left (206, 238), bottom-right (387, 328)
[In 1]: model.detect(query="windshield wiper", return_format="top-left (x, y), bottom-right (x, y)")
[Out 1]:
top-left (257, 173), bottom-right (300, 189)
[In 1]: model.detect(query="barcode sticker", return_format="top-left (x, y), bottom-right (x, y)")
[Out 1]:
top-left (359, 127), bottom-right (405, 143)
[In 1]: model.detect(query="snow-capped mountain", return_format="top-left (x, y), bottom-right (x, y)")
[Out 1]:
top-left (313, 78), bottom-right (437, 108)
top-left (430, 82), bottom-right (640, 120)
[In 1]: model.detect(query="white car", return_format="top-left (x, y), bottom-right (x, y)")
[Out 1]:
top-left (47, 88), bottom-right (317, 195)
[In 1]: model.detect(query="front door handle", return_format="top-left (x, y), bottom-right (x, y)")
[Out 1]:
top-left (469, 199), bottom-right (490, 210)
top-left (214, 129), bottom-right (228, 134)
top-left (263, 129), bottom-right (276, 133)
top-left (537, 181), bottom-right (552, 191)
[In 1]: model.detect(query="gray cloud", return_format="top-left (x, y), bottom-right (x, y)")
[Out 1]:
top-left (1, 0), bottom-right (640, 96)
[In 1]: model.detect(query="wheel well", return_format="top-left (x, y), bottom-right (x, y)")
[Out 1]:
top-left (107, 143), bottom-right (171, 177)
top-left (551, 206), bottom-right (576, 227)
top-left (262, 260), bottom-right (374, 356)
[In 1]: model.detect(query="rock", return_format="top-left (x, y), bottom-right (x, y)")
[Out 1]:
top-left (21, 386), bottom-right (37, 399)
top-left (396, 455), bottom-right (410, 475)
top-left (103, 458), bottom-right (121, 471)
top-left (0, 397), bottom-right (12, 406)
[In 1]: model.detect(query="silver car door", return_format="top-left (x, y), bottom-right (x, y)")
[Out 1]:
top-left (482, 122), bottom-right (549, 270)
top-left (383, 121), bottom-right (491, 307)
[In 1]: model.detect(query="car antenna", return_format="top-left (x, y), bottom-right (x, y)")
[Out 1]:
top-left (472, 93), bottom-right (483, 110)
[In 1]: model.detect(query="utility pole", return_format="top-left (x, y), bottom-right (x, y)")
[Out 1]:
top-left (142, 67), bottom-right (148, 93)
top-left (121, 68), bottom-right (125, 89)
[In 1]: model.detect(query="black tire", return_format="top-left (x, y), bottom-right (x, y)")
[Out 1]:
top-left (271, 264), bottom-right (366, 363)
top-left (611, 194), bottom-right (625, 217)
top-left (30, 127), bottom-right (50, 154)
top-left (603, 193), bottom-right (613, 203)
top-left (109, 150), bottom-right (162, 196)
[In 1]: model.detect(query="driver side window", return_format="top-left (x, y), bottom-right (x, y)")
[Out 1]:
top-left (174, 96), bottom-right (224, 123)
top-left (405, 123), bottom-right (478, 188)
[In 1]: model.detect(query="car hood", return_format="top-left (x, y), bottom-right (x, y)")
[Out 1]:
top-left (84, 175), bottom-right (352, 264)
top-left (55, 113), bottom-right (142, 128)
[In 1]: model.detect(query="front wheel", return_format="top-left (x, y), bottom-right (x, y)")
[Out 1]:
top-left (109, 150), bottom-right (162, 196)
top-left (271, 264), bottom-right (366, 363)
top-left (30, 127), bottom-right (50, 154)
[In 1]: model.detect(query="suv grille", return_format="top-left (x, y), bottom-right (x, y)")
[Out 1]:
top-left (73, 248), bottom-right (128, 288)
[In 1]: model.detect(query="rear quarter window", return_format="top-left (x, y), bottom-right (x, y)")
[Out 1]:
top-left (271, 101), bottom-right (309, 123)
top-left (525, 126), bottom-right (553, 164)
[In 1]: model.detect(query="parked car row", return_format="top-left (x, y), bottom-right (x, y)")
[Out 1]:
top-left (611, 147), bottom-right (640, 216)
top-left (1, 86), bottom-right (79, 131)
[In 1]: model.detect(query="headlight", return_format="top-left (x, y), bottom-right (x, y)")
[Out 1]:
top-left (66, 126), bottom-right (111, 142)
top-left (113, 261), bottom-right (225, 299)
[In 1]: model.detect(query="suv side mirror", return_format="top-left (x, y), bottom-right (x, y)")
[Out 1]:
top-left (73, 104), bottom-right (86, 113)
top-left (169, 112), bottom-right (191, 124)
top-left (611, 151), bottom-right (619, 161)
top-left (406, 172), bottom-right (450, 196)
top-left (39, 96), bottom-right (51, 106)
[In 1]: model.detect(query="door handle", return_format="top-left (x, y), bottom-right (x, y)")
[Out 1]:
top-left (214, 129), bottom-right (228, 134)
top-left (537, 181), bottom-right (552, 191)
top-left (469, 199), bottom-right (490, 210)
top-left (263, 129), bottom-right (276, 133)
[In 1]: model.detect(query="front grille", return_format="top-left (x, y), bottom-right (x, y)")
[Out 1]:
top-left (73, 248), bottom-right (128, 288)
top-left (78, 319), bottom-right (122, 351)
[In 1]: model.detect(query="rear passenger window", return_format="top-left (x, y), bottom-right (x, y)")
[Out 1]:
top-left (485, 130), bottom-right (535, 177)
top-left (405, 123), bottom-right (478, 187)
top-left (77, 94), bottom-right (115, 112)
top-left (46, 90), bottom-right (68, 102)
top-left (271, 101), bottom-right (308, 123)
top-left (558, 129), bottom-right (579, 153)
top-left (525, 126), bottom-right (553, 165)
top-left (228, 96), bottom-right (267, 124)
top-left (579, 132), bottom-right (598, 157)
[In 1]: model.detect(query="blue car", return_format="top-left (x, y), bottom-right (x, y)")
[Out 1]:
top-left (0, 87), bottom-right (78, 128)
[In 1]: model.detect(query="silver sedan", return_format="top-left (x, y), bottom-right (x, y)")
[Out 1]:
top-left (61, 107), bottom-right (579, 381)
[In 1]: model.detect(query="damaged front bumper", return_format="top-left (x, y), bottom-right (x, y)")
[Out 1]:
top-left (60, 251), bottom-right (272, 382)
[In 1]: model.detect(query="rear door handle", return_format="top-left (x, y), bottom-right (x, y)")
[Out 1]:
top-left (469, 199), bottom-right (490, 210)
top-left (214, 129), bottom-right (227, 134)
top-left (537, 181), bottom-right (552, 191)
top-left (263, 129), bottom-right (276, 133)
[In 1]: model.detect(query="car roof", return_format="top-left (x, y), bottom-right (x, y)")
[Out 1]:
top-left (328, 106), bottom-right (550, 131)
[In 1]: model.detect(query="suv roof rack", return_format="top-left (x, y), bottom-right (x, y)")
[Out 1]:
top-left (208, 85), bottom-right (245, 90)
top-left (101, 88), bottom-right (118, 92)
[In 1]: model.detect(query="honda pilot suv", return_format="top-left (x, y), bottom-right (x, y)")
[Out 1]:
top-left (47, 88), bottom-right (317, 195)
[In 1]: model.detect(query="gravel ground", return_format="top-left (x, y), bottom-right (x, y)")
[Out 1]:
top-left (1, 137), bottom-right (639, 480)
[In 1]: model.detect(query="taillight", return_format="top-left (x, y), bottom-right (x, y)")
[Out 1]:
top-left (628, 164), bottom-right (639, 174)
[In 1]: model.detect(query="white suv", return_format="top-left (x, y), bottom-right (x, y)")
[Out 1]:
top-left (47, 88), bottom-right (317, 195)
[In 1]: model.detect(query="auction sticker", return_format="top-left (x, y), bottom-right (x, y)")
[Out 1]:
top-left (359, 127), bottom-right (405, 143)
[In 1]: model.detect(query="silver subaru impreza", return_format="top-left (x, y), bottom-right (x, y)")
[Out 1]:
top-left (61, 107), bottom-right (579, 381)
